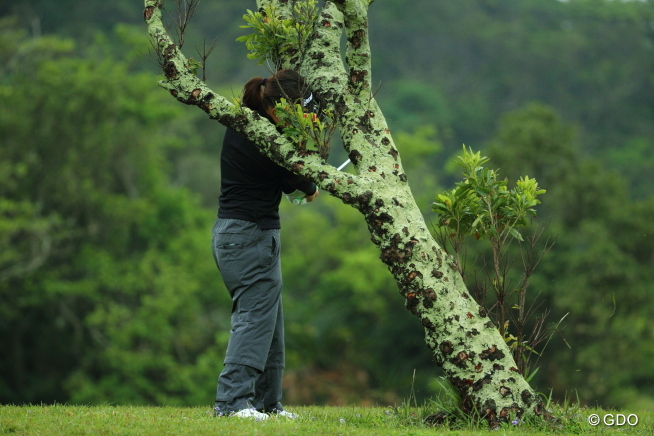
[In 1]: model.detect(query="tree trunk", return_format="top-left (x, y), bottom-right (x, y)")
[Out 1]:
top-left (142, 0), bottom-right (545, 426)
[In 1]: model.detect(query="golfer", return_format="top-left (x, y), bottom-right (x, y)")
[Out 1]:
top-left (212, 69), bottom-right (319, 420)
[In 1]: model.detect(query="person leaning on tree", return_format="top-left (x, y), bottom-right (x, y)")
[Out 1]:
top-left (212, 69), bottom-right (320, 420)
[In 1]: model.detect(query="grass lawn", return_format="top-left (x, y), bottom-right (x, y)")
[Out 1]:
top-left (0, 404), bottom-right (651, 435)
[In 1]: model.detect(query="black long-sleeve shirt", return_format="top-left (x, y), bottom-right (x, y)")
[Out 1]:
top-left (218, 127), bottom-right (317, 229)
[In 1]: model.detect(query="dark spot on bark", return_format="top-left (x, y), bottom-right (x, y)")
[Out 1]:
top-left (481, 399), bottom-right (497, 419)
top-left (466, 312), bottom-right (474, 319)
top-left (317, 171), bottom-right (329, 181)
top-left (462, 292), bottom-right (470, 299)
top-left (499, 407), bottom-right (510, 418)
top-left (143, 6), bottom-right (156, 21)
top-left (472, 373), bottom-right (492, 392)
top-left (399, 173), bottom-right (407, 182)
top-left (432, 270), bottom-right (443, 279)
top-left (381, 137), bottom-right (390, 146)
top-left (421, 317), bottom-right (434, 329)
top-left (392, 198), bottom-right (403, 207)
top-left (449, 376), bottom-right (473, 395)
top-left (407, 271), bottom-right (422, 282)
top-left (292, 161), bottom-right (305, 172)
top-left (454, 315), bottom-right (460, 321)
top-left (493, 363), bottom-right (504, 371)
top-left (310, 52), bottom-right (325, 62)
top-left (474, 363), bottom-right (483, 372)
top-left (341, 193), bottom-right (354, 204)
top-left (479, 307), bottom-right (488, 318)
top-left (358, 190), bottom-right (373, 205)
top-left (350, 70), bottom-right (367, 84)
top-left (449, 351), bottom-right (470, 369)
top-left (405, 293), bottom-right (419, 314)
top-left (510, 367), bottom-right (519, 372)
top-left (521, 390), bottom-right (533, 405)
top-left (485, 321), bottom-right (495, 329)
top-left (371, 212), bottom-right (393, 232)
top-left (422, 288), bottom-right (436, 301)
top-left (499, 386), bottom-right (512, 398)
top-left (388, 148), bottom-right (398, 160)
top-left (164, 44), bottom-right (175, 60)
top-left (368, 165), bottom-right (377, 172)
top-left (480, 346), bottom-right (505, 362)
top-left (297, 148), bottom-right (315, 158)
top-left (348, 149), bottom-right (362, 166)
top-left (466, 329), bottom-right (480, 338)
top-left (170, 90), bottom-right (178, 97)
top-left (188, 89), bottom-right (201, 102)
top-left (379, 233), bottom-right (413, 266)
top-left (322, 20), bottom-right (331, 27)
top-left (348, 29), bottom-right (365, 49)
top-left (508, 377), bottom-right (516, 383)
top-left (163, 62), bottom-right (178, 79)
top-left (439, 341), bottom-right (453, 356)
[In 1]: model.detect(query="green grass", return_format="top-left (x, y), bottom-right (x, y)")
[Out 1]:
top-left (0, 404), bottom-right (651, 435)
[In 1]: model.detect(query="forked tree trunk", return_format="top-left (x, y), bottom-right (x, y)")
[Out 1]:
top-left (143, 0), bottom-right (546, 426)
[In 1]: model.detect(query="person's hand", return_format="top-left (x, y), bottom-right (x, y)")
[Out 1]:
top-left (305, 189), bottom-right (319, 202)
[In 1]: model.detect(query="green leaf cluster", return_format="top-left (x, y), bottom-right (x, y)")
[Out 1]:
top-left (432, 146), bottom-right (545, 243)
top-left (275, 98), bottom-right (336, 159)
top-left (236, 1), bottom-right (319, 65)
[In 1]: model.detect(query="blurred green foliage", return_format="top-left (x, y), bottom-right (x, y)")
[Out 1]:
top-left (0, 0), bottom-right (652, 412)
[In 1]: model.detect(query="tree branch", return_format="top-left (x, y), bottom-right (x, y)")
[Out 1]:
top-left (143, 0), bottom-right (365, 198)
top-left (334, 0), bottom-right (372, 94)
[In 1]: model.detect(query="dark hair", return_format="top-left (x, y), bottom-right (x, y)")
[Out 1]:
top-left (242, 69), bottom-right (321, 115)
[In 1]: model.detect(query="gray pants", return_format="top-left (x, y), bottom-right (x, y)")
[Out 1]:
top-left (212, 218), bottom-right (285, 414)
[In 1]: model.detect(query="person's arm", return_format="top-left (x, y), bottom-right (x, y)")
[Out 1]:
top-left (281, 174), bottom-right (319, 202)
top-left (283, 174), bottom-right (316, 196)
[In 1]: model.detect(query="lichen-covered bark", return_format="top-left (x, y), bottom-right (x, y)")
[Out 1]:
top-left (356, 185), bottom-right (545, 423)
top-left (143, 0), bottom-right (545, 426)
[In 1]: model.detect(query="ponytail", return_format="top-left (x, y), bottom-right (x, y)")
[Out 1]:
top-left (242, 76), bottom-right (268, 111)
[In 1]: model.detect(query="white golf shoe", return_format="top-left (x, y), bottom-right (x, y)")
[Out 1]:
top-left (231, 408), bottom-right (269, 420)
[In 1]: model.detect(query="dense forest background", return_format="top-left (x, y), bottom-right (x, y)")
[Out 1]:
top-left (1, 0), bottom-right (653, 411)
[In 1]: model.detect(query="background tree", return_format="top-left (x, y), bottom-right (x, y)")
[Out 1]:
top-left (1, 0), bottom-right (653, 413)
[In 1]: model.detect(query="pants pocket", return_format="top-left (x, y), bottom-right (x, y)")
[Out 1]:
top-left (258, 231), bottom-right (280, 266)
